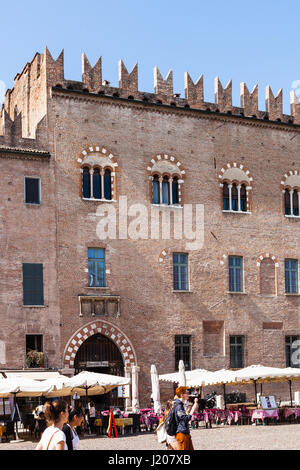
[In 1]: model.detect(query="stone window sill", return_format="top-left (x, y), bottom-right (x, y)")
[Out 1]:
top-left (285, 215), bottom-right (300, 219)
top-left (152, 204), bottom-right (183, 209)
top-left (87, 287), bottom-right (109, 290)
top-left (285, 293), bottom-right (300, 296)
top-left (227, 291), bottom-right (247, 295)
top-left (172, 290), bottom-right (192, 293)
top-left (222, 210), bottom-right (251, 215)
top-left (23, 305), bottom-right (46, 308)
top-left (82, 198), bottom-right (116, 203)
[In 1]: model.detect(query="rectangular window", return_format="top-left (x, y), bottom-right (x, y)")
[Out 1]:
top-left (285, 335), bottom-right (300, 368)
top-left (285, 259), bottom-right (298, 294)
top-left (26, 335), bottom-right (43, 353)
top-left (229, 256), bottom-right (243, 292)
top-left (175, 335), bottom-right (191, 370)
top-left (88, 248), bottom-right (106, 287)
top-left (22, 263), bottom-right (44, 306)
top-left (230, 336), bottom-right (244, 368)
top-left (173, 253), bottom-right (189, 291)
top-left (25, 177), bottom-right (41, 204)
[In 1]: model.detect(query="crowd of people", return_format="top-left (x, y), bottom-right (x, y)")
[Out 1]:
top-left (33, 386), bottom-right (198, 451)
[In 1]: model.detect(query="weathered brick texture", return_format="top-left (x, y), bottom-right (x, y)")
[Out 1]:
top-left (1, 49), bottom-right (300, 406)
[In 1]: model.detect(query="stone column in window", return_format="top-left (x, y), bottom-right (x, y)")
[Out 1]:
top-left (100, 169), bottom-right (105, 199)
top-left (159, 176), bottom-right (163, 205)
top-left (228, 184), bottom-right (233, 211)
top-left (237, 184), bottom-right (241, 212)
top-left (298, 191), bottom-right (300, 217)
top-left (89, 168), bottom-right (94, 199)
top-left (169, 177), bottom-right (173, 205)
top-left (290, 189), bottom-right (294, 216)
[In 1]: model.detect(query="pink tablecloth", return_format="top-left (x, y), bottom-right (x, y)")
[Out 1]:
top-left (251, 409), bottom-right (279, 422)
top-left (283, 407), bottom-right (300, 419)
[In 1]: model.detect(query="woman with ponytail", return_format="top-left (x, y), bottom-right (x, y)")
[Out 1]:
top-left (35, 399), bottom-right (69, 450)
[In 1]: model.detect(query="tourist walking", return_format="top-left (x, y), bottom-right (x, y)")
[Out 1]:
top-left (62, 408), bottom-right (84, 450)
top-left (173, 386), bottom-right (198, 450)
top-left (88, 401), bottom-right (96, 434)
top-left (156, 400), bottom-right (180, 450)
top-left (35, 399), bottom-right (69, 450)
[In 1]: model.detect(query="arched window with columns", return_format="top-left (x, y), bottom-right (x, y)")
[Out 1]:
top-left (77, 147), bottom-right (118, 201)
top-left (219, 163), bottom-right (253, 213)
top-left (281, 171), bottom-right (300, 218)
top-left (147, 154), bottom-right (185, 206)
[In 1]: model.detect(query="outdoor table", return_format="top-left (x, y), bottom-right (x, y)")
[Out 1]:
top-left (251, 409), bottom-right (279, 425)
top-left (114, 418), bottom-right (133, 435)
top-left (283, 407), bottom-right (300, 420)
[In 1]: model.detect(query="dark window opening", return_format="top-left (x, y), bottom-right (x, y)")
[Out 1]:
top-left (230, 336), bottom-right (244, 368)
top-left (25, 177), bottom-right (40, 204)
top-left (82, 167), bottom-right (91, 198)
top-left (93, 168), bottom-right (101, 199)
top-left (23, 263), bottom-right (44, 306)
top-left (175, 335), bottom-right (191, 371)
top-left (104, 169), bottom-right (112, 200)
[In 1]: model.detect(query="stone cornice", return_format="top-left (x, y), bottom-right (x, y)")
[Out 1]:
top-left (51, 86), bottom-right (300, 133)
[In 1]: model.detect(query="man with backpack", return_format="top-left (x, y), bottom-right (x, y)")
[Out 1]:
top-left (172, 386), bottom-right (198, 450)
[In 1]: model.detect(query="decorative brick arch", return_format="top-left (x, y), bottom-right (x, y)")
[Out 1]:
top-left (63, 320), bottom-right (137, 369)
top-left (280, 170), bottom-right (300, 191)
top-left (218, 162), bottom-right (253, 183)
top-left (146, 154), bottom-right (186, 177)
top-left (256, 253), bottom-right (279, 296)
top-left (256, 253), bottom-right (279, 267)
top-left (76, 146), bottom-right (118, 169)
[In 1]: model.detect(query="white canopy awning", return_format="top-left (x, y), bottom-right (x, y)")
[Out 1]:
top-left (159, 368), bottom-right (209, 385)
top-left (0, 376), bottom-right (52, 398)
top-left (1, 370), bottom-right (61, 381)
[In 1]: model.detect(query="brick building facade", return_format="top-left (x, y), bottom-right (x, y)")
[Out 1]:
top-left (1, 48), bottom-right (300, 407)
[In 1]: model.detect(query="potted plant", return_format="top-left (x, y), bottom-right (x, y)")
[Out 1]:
top-left (26, 350), bottom-right (44, 368)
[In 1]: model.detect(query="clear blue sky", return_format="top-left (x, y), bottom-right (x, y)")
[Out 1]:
top-left (1, 0), bottom-right (300, 113)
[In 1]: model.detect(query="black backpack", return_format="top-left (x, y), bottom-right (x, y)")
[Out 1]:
top-left (164, 407), bottom-right (177, 436)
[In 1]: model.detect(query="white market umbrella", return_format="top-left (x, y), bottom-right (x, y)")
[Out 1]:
top-left (0, 376), bottom-right (53, 441)
top-left (40, 374), bottom-right (74, 398)
top-left (62, 371), bottom-right (131, 405)
top-left (150, 365), bottom-right (161, 414)
top-left (186, 369), bottom-right (218, 388)
top-left (178, 360), bottom-right (186, 387)
top-left (159, 368), bottom-right (209, 384)
top-left (0, 376), bottom-right (52, 398)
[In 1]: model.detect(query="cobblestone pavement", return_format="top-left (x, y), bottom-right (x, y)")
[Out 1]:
top-left (1, 423), bottom-right (300, 450)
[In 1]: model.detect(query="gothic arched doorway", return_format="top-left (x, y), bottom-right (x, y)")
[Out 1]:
top-left (74, 333), bottom-right (125, 408)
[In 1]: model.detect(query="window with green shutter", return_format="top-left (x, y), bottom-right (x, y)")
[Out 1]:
top-left (22, 263), bottom-right (44, 306)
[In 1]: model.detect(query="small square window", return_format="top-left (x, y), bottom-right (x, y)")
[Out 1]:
top-left (25, 178), bottom-right (41, 204)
